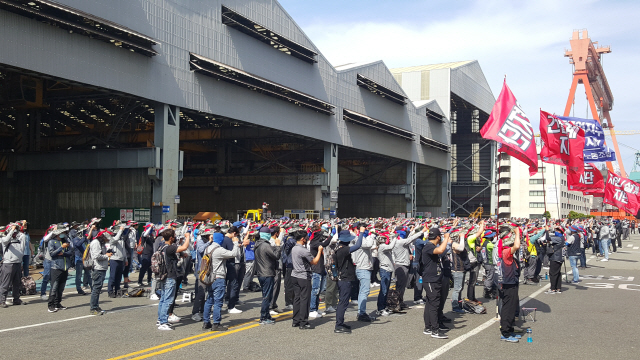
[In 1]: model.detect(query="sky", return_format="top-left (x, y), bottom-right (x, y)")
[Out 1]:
top-left (278, 0), bottom-right (640, 174)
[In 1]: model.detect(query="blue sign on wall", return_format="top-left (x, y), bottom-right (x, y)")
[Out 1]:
top-left (162, 206), bottom-right (170, 213)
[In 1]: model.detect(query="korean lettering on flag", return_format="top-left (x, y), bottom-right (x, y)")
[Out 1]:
top-left (480, 80), bottom-right (538, 175)
top-left (539, 111), bottom-right (585, 174)
top-left (568, 163), bottom-right (604, 192)
top-left (558, 116), bottom-right (616, 163)
top-left (603, 172), bottom-right (640, 215)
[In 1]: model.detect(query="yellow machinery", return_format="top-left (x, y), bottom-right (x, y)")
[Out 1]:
top-left (469, 207), bottom-right (483, 219)
top-left (239, 209), bottom-right (262, 222)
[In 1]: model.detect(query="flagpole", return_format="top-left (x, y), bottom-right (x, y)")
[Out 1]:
top-left (540, 108), bottom-right (547, 217)
top-left (553, 165), bottom-right (560, 217)
top-left (496, 152), bottom-right (501, 220)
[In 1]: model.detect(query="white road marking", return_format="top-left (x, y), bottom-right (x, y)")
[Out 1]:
top-left (419, 284), bottom-right (551, 360)
top-left (0, 303), bottom-right (158, 333)
top-left (627, 244), bottom-right (633, 248)
top-left (589, 255), bottom-right (595, 259)
top-left (634, 247), bottom-right (639, 250)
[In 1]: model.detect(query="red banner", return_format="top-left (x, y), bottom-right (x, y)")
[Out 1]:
top-left (603, 172), bottom-right (640, 214)
top-left (568, 163), bottom-right (604, 192)
top-left (480, 80), bottom-right (537, 175)
top-left (539, 110), bottom-right (585, 174)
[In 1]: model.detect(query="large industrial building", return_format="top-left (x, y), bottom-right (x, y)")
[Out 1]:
top-left (0, 0), bottom-right (495, 229)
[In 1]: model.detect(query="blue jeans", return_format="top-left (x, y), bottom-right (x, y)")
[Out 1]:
top-left (451, 271), bottom-right (464, 309)
top-left (579, 252), bottom-right (587, 268)
top-left (40, 259), bottom-right (51, 296)
top-left (310, 273), bottom-right (326, 312)
top-left (22, 255), bottom-right (30, 277)
top-left (377, 268), bottom-right (392, 311)
top-left (89, 270), bottom-right (106, 310)
top-left (203, 278), bottom-right (226, 325)
top-left (601, 239), bottom-right (610, 260)
top-left (569, 256), bottom-right (580, 282)
top-left (75, 260), bottom-right (91, 291)
top-left (157, 278), bottom-right (177, 325)
top-left (355, 269), bottom-right (371, 315)
top-left (108, 259), bottom-right (124, 294)
top-left (258, 276), bottom-right (275, 320)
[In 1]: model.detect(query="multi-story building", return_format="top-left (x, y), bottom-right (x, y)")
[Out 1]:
top-left (497, 145), bottom-right (593, 219)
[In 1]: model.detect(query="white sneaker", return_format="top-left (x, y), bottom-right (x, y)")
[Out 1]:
top-left (168, 314), bottom-right (181, 323)
top-left (150, 294), bottom-right (159, 300)
top-left (309, 311), bottom-right (322, 318)
top-left (157, 324), bottom-right (174, 331)
top-left (414, 299), bottom-right (425, 305)
top-left (191, 313), bottom-right (203, 322)
top-left (374, 282), bottom-right (380, 287)
top-left (228, 307), bottom-right (243, 314)
top-left (41, 295), bottom-right (48, 301)
top-left (325, 306), bottom-right (336, 314)
top-left (600, 258), bottom-right (609, 262)
top-left (269, 310), bottom-right (278, 316)
top-left (370, 283), bottom-right (375, 288)
top-left (350, 300), bottom-right (358, 306)
top-left (380, 310), bottom-right (390, 316)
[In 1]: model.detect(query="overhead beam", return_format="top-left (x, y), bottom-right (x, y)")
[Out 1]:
top-left (4, 147), bottom-right (159, 171)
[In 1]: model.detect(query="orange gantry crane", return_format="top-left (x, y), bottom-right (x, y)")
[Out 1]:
top-left (563, 29), bottom-right (625, 177)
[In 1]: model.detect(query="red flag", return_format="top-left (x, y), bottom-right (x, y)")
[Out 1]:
top-left (480, 80), bottom-right (537, 175)
top-left (583, 189), bottom-right (604, 197)
top-left (539, 110), bottom-right (586, 174)
top-left (603, 172), bottom-right (640, 214)
top-left (567, 164), bottom-right (604, 192)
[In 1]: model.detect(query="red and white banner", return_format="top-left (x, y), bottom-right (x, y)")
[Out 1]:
top-left (480, 80), bottom-right (538, 175)
top-left (568, 163), bottom-right (604, 192)
top-left (603, 173), bottom-right (640, 215)
top-left (539, 110), bottom-right (585, 174)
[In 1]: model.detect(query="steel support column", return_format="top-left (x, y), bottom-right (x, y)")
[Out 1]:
top-left (322, 143), bottom-right (338, 219)
top-left (406, 161), bottom-right (416, 217)
top-left (151, 103), bottom-right (182, 223)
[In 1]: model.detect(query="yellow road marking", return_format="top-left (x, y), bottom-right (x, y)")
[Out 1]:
top-left (111, 288), bottom-right (383, 360)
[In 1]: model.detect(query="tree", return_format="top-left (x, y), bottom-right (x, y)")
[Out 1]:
top-left (543, 211), bottom-right (551, 219)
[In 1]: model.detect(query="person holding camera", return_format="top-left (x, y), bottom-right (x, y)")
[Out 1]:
top-left (89, 229), bottom-right (113, 315)
top-left (0, 221), bottom-right (29, 307)
top-left (47, 224), bottom-right (74, 312)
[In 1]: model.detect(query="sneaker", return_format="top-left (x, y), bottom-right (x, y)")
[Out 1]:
top-left (510, 333), bottom-right (523, 339)
top-left (334, 326), bottom-right (352, 334)
top-left (414, 299), bottom-right (425, 305)
top-left (299, 324), bottom-right (314, 330)
top-left (259, 319), bottom-right (275, 325)
top-left (441, 316), bottom-right (452, 323)
top-left (370, 283), bottom-right (375, 288)
top-left (423, 328), bottom-right (432, 335)
top-left (545, 290), bottom-right (556, 294)
top-left (309, 311), bottom-right (322, 318)
top-left (357, 314), bottom-right (372, 322)
top-left (82, 286), bottom-right (91, 291)
top-left (77, 290), bottom-right (87, 295)
top-left (47, 306), bottom-right (57, 313)
top-left (572, 281), bottom-right (580, 284)
top-left (350, 300), bottom-right (358, 306)
top-left (600, 259), bottom-right (609, 262)
top-left (40, 295), bottom-right (48, 301)
top-left (236, 300), bottom-right (245, 305)
top-left (12, 300), bottom-right (25, 306)
top-left (453, 308), bottom-right (465, 314)
top-left (431, 331), bottom-right (449, 339)
top-left (157, 324), bottom-right (174, 331)
top-left (373, 282), bottom-right (380, 287)
top-left (90, 309), bottom-right (103, 316)
top-left (211, 324), bottom-right (228, 332)
top-left (191, 313), bottom-right (203, 322)
top-left (96, 307), bottom-right (105, 313)
top-left (270, 307), bottom-right (283, 314)
top-left (269, 310), bottom-right (279, 316)
top-left (500, 335), bottom-right (519, 343)
top-left (202, 322), bottom-right (212, 330)
top-left (228, 307), bottom-right (243, 314)
top-left (325, 306), bottom-right (336, 314)
top-left (439, 323), bottom-right (449, 331)
top-left (56, 304), bottom-right (67, 310)
top-left (168, 314), bottom-right (181, 323)
top-left (283, 304), bottom-right (293, 311)
top-left (150, 294), bottom-right (160, 300)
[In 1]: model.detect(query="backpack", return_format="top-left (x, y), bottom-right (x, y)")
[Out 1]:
top-left (82, 243), bottom-right (94, 270)
top-left (20, 276), bottom-right (36, 295)
top-left (462, 299), bottom-right (486, 314)
top-left (198, 248), bottom-right (214, 286)
top-left (151, 244), bottom-right (168, 281)
top-left (386, 289), bottom-right (402, 312)
top-left (324, 243), bottom-right (340, 281)
top-left (124, 286), bottom-right (146, 298)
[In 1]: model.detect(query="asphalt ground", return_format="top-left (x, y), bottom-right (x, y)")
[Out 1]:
top-left (2, 233), bottom-right (640, 360)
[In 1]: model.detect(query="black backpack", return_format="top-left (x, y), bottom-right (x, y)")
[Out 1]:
top-left (386, 289), bottom-right (401, 312)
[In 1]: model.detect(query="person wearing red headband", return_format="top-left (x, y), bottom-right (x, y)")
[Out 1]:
top-left (88, 229), bottom-right (114, 315)
top-left (498, 226), bottom-right (521, 343)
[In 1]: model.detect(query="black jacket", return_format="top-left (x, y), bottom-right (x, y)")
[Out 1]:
top-left (309, 231), bottom-right (332, 274)
top-left (254, 239), bottom-right (282, 278)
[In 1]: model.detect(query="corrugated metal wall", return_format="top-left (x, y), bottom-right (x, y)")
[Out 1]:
top-left (178, 185), bottom-right (318, 220)
top-left (0, 169), bottom-right (151, 229)
top-left (339, 194), bottom-right (405, 218)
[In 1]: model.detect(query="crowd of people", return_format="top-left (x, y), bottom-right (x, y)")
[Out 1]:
top-left (0, 215), bottom-right (635, 342)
